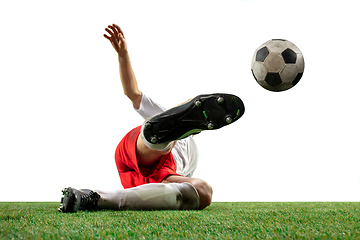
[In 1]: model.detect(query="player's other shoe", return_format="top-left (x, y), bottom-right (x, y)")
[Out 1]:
top-left (143, 93), bottom-right (245, 144)
top-left (58, 187), bottom-right (100, 213)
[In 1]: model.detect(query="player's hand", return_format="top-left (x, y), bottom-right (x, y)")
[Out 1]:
top-left (103, 24), bottom-right (127, 56)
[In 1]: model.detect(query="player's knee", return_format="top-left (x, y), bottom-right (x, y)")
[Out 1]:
top-left (192, 179), bottom-right (213, 210)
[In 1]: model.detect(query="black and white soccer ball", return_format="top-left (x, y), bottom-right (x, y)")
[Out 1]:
top-left (251, 39), bottom-right (305, 92)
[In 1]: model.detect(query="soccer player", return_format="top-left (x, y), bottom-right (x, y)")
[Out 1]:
top-left (58, 24), bottom-right (245, 212)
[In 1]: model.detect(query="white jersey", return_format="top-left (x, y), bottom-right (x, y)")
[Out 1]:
top-left (135, 93), bottom-right (198, 177)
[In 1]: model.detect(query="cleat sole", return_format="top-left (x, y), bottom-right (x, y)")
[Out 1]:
top-left (143, 93), bottom-right (245, 144)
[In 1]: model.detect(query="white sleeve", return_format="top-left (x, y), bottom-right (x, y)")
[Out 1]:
top-left (134, 93), bottom-right (167, 120)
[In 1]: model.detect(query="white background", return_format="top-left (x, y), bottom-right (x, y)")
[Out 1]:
top-left (1, 0), bottom-right (359, 202)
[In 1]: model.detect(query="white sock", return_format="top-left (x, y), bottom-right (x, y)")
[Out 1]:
top-left (96, 182), bottom-right (199, 210)
top-left (140, 121), bottom-right (173, 151)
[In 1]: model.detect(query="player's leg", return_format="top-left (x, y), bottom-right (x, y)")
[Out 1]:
top-left (162, 175), bottom-right (213, 210)
top-left (142, 93), bottom-right (245, 145)
top-left (97, 182), bottom-right (199, 210)
top-left (136, 93), bottom-right (244, 166)
top-left (58, 182), bottom-right (199, 212)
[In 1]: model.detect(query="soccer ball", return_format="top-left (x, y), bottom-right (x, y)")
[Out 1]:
top-left (251, 39), bottom-right (304, 92)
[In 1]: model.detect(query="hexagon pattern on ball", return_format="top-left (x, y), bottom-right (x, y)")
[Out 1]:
top-left (251, 39), bottom-right (304, 92)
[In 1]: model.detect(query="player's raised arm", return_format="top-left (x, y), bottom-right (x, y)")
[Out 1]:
top-left (104, 24), bottom-right (142, 109)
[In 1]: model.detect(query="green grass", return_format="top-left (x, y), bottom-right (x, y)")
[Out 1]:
top-left (1, 202), bottom-right (359, 239)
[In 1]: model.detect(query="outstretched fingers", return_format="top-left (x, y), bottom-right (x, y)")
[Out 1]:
top-left (103, 24), bottom-right (125, 41)
top-left (109, 24), bottom-right (124, 41)
top-left (112, 24), bottom-right (125, 38)
top-left (103, 28), bottom-right (114, 40)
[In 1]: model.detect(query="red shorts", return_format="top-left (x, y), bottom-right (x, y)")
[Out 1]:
top-left (114, 126), bottom-right (181, 189)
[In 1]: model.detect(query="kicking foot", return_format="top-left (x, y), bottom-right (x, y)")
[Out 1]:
top-left (58, 187), bottom-right (100, 213)
top-left (143, 93), bottom-right (245, 144)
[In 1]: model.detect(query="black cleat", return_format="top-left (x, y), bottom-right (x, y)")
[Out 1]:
top-left (143, 93), bottom-right (245, 144)
top-left (58, 187), bottom-right (100, 213)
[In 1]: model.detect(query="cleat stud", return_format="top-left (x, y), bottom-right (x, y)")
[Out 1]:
top-left (207, 123), bottom-right (214, 130)
top-left (151, 136), bottom-right (157, 144)
top-left (66, 192), bottom-right (69, 197)
top-left (145, 121), bottom-right (151, 129)
top-left (217, 97), bottom-right (224, 104)
top-left (236, 109), bottom-right (241, 116)
top-left (195, 100), bottom-right (201, 107)
top-left (226, 116), bottom-right (232, 124)
top-left (60, 197), bottom-right (64, 203)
